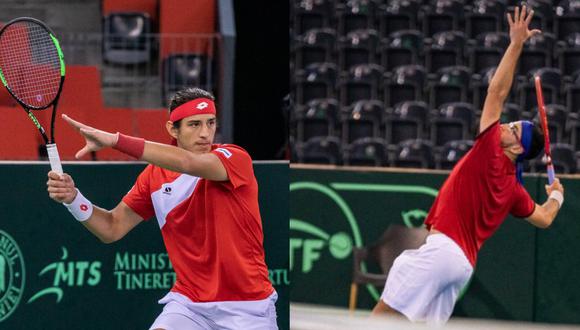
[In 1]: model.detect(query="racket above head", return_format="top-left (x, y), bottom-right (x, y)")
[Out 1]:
top-left (534, 75), bottom-right (555, 184)
top-left (0, 17), bottom-right (66, 173)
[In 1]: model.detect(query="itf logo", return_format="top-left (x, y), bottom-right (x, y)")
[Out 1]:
top-left (0, 230), bottom-right (25, 322)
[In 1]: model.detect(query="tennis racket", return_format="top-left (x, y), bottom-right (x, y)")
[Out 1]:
top-left (0, 17), bottom-right (65, 173)
top-left (534, 75), bottom-right (555, 184)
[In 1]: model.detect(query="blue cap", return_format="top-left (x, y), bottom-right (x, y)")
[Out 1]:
top-left (516, 120), bottom-right (534, 184)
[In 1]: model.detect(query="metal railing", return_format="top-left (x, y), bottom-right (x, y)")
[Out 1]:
top-left (58, 32), bottom-right (220, 109)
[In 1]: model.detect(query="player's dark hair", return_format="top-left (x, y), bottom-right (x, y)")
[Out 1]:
top-left (526, 124), bottom-right (544, 160)
top-left (168, 88), bottom-right (215, 128)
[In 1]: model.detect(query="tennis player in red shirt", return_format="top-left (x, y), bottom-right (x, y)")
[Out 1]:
top-left (372, 6), bottom-right (564, 324)
top-left (46, 88), bottom-right (278, 329)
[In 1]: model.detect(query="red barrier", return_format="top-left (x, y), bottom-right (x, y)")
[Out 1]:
top-left (159, 0), bottom-right (215, 59)
top-left (102, 0), bottom-right (159, 23)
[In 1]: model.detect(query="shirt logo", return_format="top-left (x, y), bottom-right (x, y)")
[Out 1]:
top-left (163, 186), bottom-right (172, 195)
top-left (196, 102), bottom-right (209, 110)
top-left (215, 148), bottom-right (232, 158)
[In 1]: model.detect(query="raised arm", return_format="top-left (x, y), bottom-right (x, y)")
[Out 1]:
top-left (479, 6), bottom-right (541, 133)
top-left (47, 172), bottom-right (143, 243)
top-left (526, 178), bottom-right (564, 228)
top-left (61, 114), bottom-right (228, 181)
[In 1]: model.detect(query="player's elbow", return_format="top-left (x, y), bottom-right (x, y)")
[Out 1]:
top-left (537, 211), bottom-right (555, 229)
top-left (99, 235), bottom-right (118, 244)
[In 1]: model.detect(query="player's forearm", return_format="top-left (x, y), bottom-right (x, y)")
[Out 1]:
top-left (80, 206), bottom-right (121, 243)
top-left (539, 199), bottom-right (560, 228)
top-left (487, 42), bottom-right (523, 101)
top-left (141, 141), bottom-right (226, 180)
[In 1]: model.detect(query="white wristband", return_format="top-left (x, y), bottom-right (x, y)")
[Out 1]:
top-left (549, 190), bottom-right (564, 209)
top-left (63, 189), bottom-right (93, 222)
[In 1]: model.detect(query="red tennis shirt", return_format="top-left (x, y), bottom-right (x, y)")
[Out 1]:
top-left (123, 144), bottom-right (274, 302)
top-left (424, 122), bottom-right (535, 266)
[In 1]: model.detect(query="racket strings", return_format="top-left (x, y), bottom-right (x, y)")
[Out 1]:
top-left (0, 21), bottom-right (61, 108)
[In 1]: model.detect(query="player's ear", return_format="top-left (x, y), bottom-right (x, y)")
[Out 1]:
top-left (166, 121), bottom-right (178, 139)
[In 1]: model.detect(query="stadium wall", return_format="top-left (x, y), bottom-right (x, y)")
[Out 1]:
top-left (0, 162), bottom-right (288, 329)
top-left (290, 165), bottom-right (580, 324)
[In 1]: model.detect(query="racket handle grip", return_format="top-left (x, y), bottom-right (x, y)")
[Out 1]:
top-left (46, 143), bottom-right (63, 174)
top-left (547, 165), bottom-right (555, 185)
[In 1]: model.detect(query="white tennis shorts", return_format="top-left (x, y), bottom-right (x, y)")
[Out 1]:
top-left (149, 291), bottom-right (278, 330)
top-left (381, 233), bottom-right (473, 325)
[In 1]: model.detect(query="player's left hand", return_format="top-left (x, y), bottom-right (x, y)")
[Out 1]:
top-left (62, 114), bottom-right (119, 159)
top-left (507, 5), bottom-right (541, 46)
top-left (545, 177), bottom-right (564, 197)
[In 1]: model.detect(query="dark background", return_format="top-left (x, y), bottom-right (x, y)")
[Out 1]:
top-left (233, 0), bottom-right (289, 160)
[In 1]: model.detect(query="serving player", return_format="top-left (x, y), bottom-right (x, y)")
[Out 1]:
top-left (46, 88), bottom-right (278, 329)
top-left (371, 6), bottom-right (565, 324)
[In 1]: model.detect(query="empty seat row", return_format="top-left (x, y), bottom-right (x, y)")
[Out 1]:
top-left (294, 64), bottom-right (580, 114)
top-left (292, 29), bottom-right (580, 75)
top-left (293, 136), bottom-right (580, 173)
top-left (292, 0), bottom-right (580, 40)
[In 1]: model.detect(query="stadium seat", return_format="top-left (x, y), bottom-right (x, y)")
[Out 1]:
top-left (300, 136), bottom-right (343, 165)
top-left (294, 62), bottom-right (338, 105)
top-left (384, 64), bottom-right (426, 107)
top-left (336, 0), bottom-right (378, 35)
top-left (568, 113), bottom-right (580, 151)
top-left (437, 140), bottom-right (474, 169)
top-left (377, 0), bottom-right (420, 38)
top-left (341, 99), bottom-right (384, 143)
top-left (380, 29), bottom-right (423, 70)
top-left (292, 0), bottom-right (334, 35)
top-left (558, 33), bottom-right (580, 78)
top-left (530, 104), bottom-right (568, 144)
top-left (338, 29), bottom-right (380, 71)
top-left (519, 33), bottom-right (554, 77)
top-left (425, 31), bottom-right (466, 73)
top-left (565, 71), bottom-right (580, 114)
top-left (468, 32), bottom-right (509, 73)
top-left (339, 64), bottom-right (383, 106)
top-left (103, 12), bottom-right (152, 65)
top-left (517, 67), bottom-right (561, 112)
top-left (471, 66), bottom-right (497, 111)
top-left (296, 98), bottom-right (339, 142)
top-left (162, 53), bottom-right (212, 104)
top-left (465, 0), bottom-right (506, 39)
top-left (532, 143), bottom-right (577, 174)
top-left (428, 66), bottom-right (471, 108)
top-left (385, 100), bottom-right (429, 145)
top-left (392, 139), bottom-right (435, 169)
top-left (421, 0), bottom-right (463, 37)
top-left (555, 0), bottom-right (580, 41)
top-left (293, 28), bottom-right (336, 70)
top-left (344, 137), bottom-right (389, 166)
top-left (430, 102), bottom-right (475, 147)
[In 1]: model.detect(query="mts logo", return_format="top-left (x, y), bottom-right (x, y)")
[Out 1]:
top-left (290, 219), bottom-right (353, 273)
top-left (52, 261), bottom-right (101, 287)
top-left (28, 247), bottom-right (101, 304)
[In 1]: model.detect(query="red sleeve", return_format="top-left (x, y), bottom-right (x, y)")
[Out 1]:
top-left (474, 121), bottom-right (501, 154)
top-left (122, 165), bottom-right (155, 220)
top-left (510, 184), bottom-right (536, 218)
top-left (211, 144), bottom-right (253, 189)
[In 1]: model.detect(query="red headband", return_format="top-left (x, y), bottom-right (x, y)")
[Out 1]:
top-left (170, 98), bottom-right (216, 122)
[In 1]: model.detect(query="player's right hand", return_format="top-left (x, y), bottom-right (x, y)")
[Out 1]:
top-left (62, 114), bottom-right (119, 159)
top-left (47, 171), bottom-right (77, 204)
top-left (545, 178), bottom-right (564, 197)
